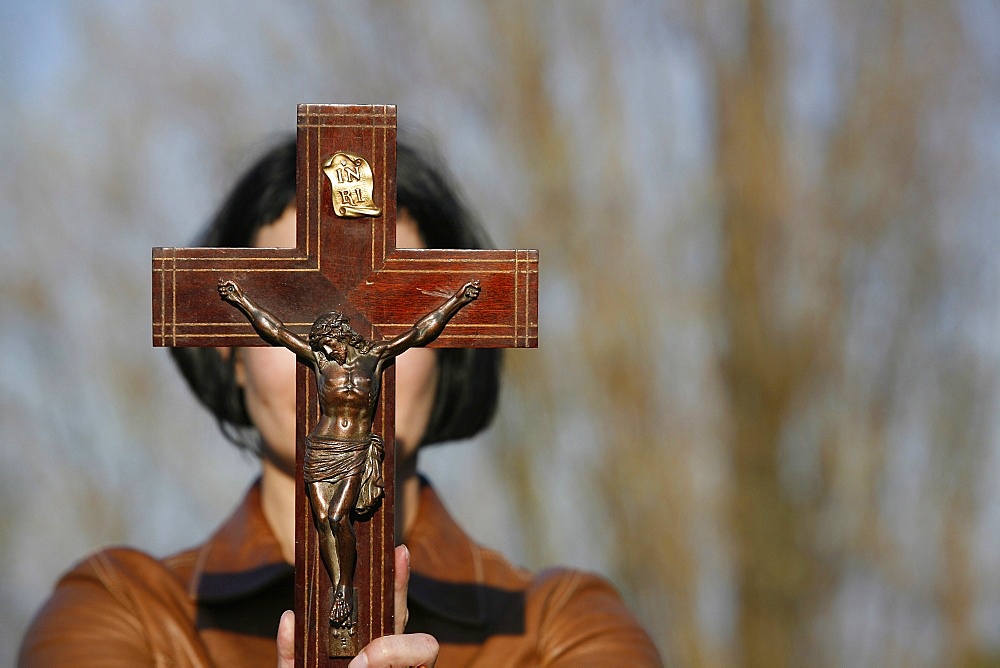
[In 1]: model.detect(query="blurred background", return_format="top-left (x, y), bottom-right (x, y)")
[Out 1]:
top-left (2, 1), bottom-right (1000, 665)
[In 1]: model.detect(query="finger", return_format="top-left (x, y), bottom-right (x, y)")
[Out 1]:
top-left (393, 544), bottom-right (410, 634)
top-left (348, 633), bottom-right (439, 668)
top-left (276, 609), bottom-right (295, 668)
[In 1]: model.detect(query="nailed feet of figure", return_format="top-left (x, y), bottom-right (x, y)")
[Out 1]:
top-left (331, 585), bottom-right (352, 627)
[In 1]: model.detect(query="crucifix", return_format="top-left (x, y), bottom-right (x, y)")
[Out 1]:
top-left (152, 104), bottom-right (538, 665)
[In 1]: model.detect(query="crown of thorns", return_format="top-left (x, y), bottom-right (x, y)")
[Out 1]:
top-left (309, 311), bottom-right (372, 353)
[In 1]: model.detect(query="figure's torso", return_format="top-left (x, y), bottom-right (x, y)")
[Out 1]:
top-left (312, 353), bottom-right (381, 441)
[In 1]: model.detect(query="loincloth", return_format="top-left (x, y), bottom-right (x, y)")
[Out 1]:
top-left (304, 433), bottom-right (385, 514)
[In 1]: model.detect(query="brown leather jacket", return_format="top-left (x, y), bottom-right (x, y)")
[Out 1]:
top-left (20, 480), bottom-right (661, 666)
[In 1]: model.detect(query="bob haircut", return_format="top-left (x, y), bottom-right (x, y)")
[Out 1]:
top-left (170, 135), bottom-right (502, 455)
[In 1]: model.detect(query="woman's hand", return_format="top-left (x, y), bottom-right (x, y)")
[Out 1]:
top-left (276, 609), bottom-right (295, 668)
top-left (277, 544), bottom-right (439, 668)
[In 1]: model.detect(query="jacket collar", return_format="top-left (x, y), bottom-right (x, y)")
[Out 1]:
top-left (189, 479), bottom-right (293, 603)
top-left (187, 475), bottom-right (488, 629)
top-left (406, 478), bottom-right (488, 627)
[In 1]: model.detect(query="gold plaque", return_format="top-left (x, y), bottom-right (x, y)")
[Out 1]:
top-left (322, 151), bottom-right (382, 218)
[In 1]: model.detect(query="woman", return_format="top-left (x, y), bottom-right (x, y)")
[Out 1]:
top-left (20, 138), bottom-right (661, 666)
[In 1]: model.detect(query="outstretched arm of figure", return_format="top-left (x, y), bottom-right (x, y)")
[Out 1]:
top-left (376, 280), bottom-right (481, 360)
top-left (218, 280), bottom-right (312, 359)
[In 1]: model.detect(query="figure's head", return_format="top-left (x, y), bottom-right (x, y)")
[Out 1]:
top-left (169, 135), bottom-right (501, 458)
top-left (308, 311), bottom-right (372, 360)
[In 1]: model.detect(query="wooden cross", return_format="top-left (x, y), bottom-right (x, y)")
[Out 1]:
top-left (152, 104), bottom-right (538, 665)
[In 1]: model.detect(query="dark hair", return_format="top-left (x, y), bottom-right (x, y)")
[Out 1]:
top-left (169, 135), bottom-right (501, 455)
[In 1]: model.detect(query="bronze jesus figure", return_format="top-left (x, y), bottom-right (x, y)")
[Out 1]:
top-left (219, 278), bottom-right (481, 627)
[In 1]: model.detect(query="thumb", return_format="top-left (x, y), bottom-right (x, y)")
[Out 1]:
top-left (394, 544), bottom-right (410, 634)
top-left (277, 609), bottom-right (295, 668)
